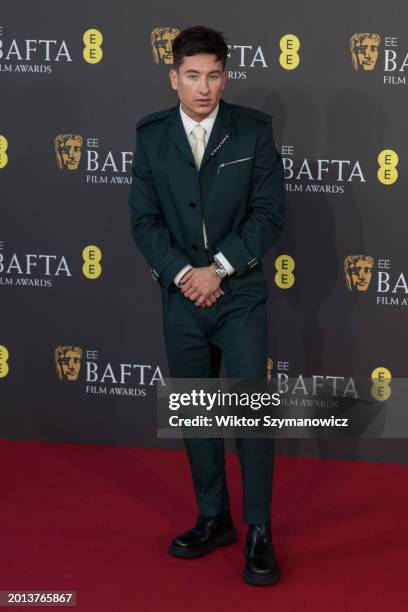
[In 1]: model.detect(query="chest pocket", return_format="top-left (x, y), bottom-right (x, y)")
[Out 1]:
top-left (217, 156), bottom-right (254, 174)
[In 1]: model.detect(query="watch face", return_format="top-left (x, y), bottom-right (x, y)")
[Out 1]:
top-left (216, 267), bottom-right (227, 278)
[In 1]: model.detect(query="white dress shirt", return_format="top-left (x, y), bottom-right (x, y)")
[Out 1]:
top-left (173, 103), bottom-right (235, 287)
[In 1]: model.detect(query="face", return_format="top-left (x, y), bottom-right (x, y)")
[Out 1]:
top-left (59, 350), bottom-right (82, 380)
top-left (349, 259), bottom-right (373, 291)
top-left (59, 137), bottom-right (82, 170)
top-left (169, 53), bottom-right (227, 122)
top-left (354, 37), bottom-right (379, 70)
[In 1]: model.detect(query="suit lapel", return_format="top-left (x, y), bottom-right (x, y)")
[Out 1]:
top-left (201, 99), bottom-right (231, 169)
top-left (168, 105), bottom-right (196, 166)
top-left (167, 99), bottom-right (232, 169)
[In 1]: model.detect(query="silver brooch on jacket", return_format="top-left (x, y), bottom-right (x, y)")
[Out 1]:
top-left (210, 134), bottom-right (230, 157)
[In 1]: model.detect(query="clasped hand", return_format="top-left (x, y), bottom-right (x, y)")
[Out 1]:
top-left (179, 265), bottom-right (224, 308)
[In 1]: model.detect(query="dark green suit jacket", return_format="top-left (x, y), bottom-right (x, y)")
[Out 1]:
top-left (128, 98), bottom-right (284, 291)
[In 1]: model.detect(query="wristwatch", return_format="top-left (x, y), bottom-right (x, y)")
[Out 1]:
top-left (213, 257), bottom-right (227, 280)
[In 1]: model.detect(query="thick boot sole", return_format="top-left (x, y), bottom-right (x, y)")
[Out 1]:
top-left (169, 528), bottom-right (238, 559)
top-left (243, 565), bottom-right (280, 586)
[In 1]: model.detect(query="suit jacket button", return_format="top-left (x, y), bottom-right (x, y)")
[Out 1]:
top-left (189, 202), bottom-right (196, 208)
top-left (191, 244), bottom-right (198, 250)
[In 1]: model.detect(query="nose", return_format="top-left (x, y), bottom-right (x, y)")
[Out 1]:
top-left (198, 78), bottom-right (210, 95)
top-left (365, 47), bottom-right (372, 59)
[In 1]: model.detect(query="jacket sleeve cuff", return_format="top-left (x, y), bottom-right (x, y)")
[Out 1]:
top-left (152, 255), bottom-right (192, 289)
top-left (214, 234), bottom-right (259, 277)
top-left (214, 251), bottom-right (235, 275)
top-left (174, 264), bottom-right (193, 287)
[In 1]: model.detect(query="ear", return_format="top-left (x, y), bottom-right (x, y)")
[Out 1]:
top-left (169, 68), bottom-right (178, 91)
top-left (221, 70), bottom-right (227, 90)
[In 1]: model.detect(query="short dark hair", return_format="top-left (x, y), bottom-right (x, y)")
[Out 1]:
top-left (172, 26), bottom-right (228, 71)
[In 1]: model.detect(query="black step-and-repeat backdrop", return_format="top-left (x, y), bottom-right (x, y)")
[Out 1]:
top-left (1, 1), bottom-right (407, 462)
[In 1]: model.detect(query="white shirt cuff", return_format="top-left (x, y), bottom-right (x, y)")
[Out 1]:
top-left (214, 252), bottom-right (235, 275)
top-left (174, 264), bottom-right (193, 287)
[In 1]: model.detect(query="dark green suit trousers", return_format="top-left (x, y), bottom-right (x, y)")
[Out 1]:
top-left (161, 268), bottom-right (274, 524)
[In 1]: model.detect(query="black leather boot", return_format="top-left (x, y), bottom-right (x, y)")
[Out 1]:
top-left (169, 512), bottom-right (237, 559)
top-left (243, 522), bottom-right (280, 586)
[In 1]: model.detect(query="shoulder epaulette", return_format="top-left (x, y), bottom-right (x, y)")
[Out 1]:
top-left (228, 103), bottom-right (273, 123)
top-left (136, 107), bottom-right (173, 130)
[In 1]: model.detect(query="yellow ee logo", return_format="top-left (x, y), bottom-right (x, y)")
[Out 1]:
top-left (82, 245), bottom-right (102, 279)
top-left (0, 345), bottom-right (10, 378)
top-left (279, 34), bottom-right (300, 70)
top-left (371, 366), bottom-right (392, 401)
top-left (0, 135), bottom-right (9, 169)
top-left (275, 254), bottom-right (295, 288)
top-left (377, 149), bottom-right (398, 185)
top-left (83, 29), bottom-right (103, 64)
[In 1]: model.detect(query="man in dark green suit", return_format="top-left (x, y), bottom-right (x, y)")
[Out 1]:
top-left (128, 26), bottom-right (284, 586)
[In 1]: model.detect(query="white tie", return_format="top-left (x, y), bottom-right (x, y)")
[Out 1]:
top-left (191, 124), bottom-right (209, 248)
top-left (192, 124), bottom-right (206, 169)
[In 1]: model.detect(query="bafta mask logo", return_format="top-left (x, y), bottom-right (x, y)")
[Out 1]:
top-left (55, 345), bottom-right (82, 381)
top-left (344, 255), bottom-right (374, 292)
top-left (350, 33), bottom-right (380, 71)
top-left (55, 134), bottom-right (83, 171)
top-left (151, 27), bottom-right (180, 65)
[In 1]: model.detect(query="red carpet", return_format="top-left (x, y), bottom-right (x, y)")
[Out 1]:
top-left (0, 439), bottom-right (407, 611)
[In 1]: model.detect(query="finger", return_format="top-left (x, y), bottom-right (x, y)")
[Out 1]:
top-left (188, 290), bottom-right (201, 302)
top-left (194, 294), bottom-right (207, 306)
top-left (180, 269), bottom-right (195, 281)
top-left (181, 279), bottom-right (197, 291)
top-left (180, 280), bottom-right (193, 292)
top-left (179, 274), bottom-right (194, 287)
top-left (183, 286), bottom-right (198, 298)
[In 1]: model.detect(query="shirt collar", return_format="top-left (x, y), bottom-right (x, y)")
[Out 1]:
top-left (179, 103), bottom-right (219, 135)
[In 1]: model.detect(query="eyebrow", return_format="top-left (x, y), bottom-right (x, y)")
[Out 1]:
top-left (184, 69), bottom-right (222, 75)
